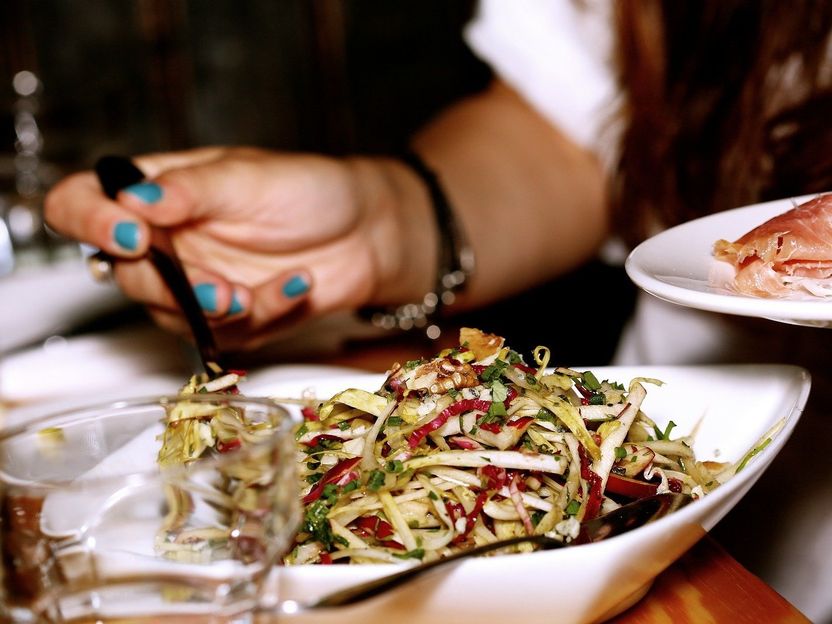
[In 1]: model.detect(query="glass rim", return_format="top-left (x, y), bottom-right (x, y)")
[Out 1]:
top-left (0, 393), bottom-right (302, 488)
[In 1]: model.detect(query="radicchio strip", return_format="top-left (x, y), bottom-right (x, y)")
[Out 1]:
top-left (354, 515), bottom-right (395, 539)
top-left (507, 416), bottom-right (534, 429)
top-left (302, 456), bottom-right (362, 504)
top-left (578, 444), bottom-right (603, 521)
top-left (513, 363), bottom-right (537, 376)
top-left (216, 438), bottom-right (241, 453)
top-left (301, 407), bottom-right (319, 422)
top-left (407, 398), bottom-right (491, 448)
top-left (304, 433), bottom-right (343, 447)
top-left (508, 473), bottom-right (534, 534)
top-left (478, 464), bottom-right (508, 490)
top-left (451, 490), bottom-right (490, 544)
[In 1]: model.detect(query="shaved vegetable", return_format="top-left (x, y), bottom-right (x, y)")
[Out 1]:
top-left (283, 328), bottom-right (749, 565)
top-left (154, 369), bottom-right (284, 565)
top-left (157, 328), bottom-right (772, 567)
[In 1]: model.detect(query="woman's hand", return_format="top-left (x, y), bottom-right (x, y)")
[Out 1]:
top-left (45, 82), bottom-right (608, 352)
top-left (44, 146), bottom-right (436, 350)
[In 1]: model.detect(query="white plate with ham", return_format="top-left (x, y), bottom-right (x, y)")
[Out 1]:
top-left (626, 193), bottom-right (832, 327)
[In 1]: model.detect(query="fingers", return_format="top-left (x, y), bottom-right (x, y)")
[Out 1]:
top-left (245, 269), bottom-right (312, 328)
top-left (117, 149), bottom-right (266, 228)
top-left (113, 258), bottom-right (248, 319)
top-left (44, 148), bottom-right (232, 256)
top-left (145, 268), bottom-right (314, 352)
top-left (44, 171), bottom-right (152, 258)
top-left (114, 257), bottom-right (315, 335)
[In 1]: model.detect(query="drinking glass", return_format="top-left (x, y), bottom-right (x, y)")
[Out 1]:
top-left (0, 394), bottom-right (301, 623)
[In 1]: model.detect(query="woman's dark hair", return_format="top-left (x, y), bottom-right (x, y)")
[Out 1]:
top-left (611, 0), bottom-right (832, 247)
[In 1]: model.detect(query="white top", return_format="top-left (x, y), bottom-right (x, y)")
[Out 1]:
top-left (464, 0), bottom-right (619, 167)
top-left (464, 3), bottom-right (832, 622)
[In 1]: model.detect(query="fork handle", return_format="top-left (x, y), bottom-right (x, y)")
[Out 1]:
top-left (280, 534), bottom-right (561, 612)
top-left (94, 155), bottom-right (223, 374)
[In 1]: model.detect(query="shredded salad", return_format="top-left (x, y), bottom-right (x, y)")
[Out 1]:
top-left (158, 328), bottom-right (777, 566)
top-left (154, 370), bottom-right (278, 564)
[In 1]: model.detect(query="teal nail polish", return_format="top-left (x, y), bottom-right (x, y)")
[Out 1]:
top-left (113, 221), bottom-right (140, 251)
top-left (229, 292), bottom-right (243, 314)
top-left (193, 283), bottom-right (217, 313)
top-left (124, 182), bottom-right (163, 204)
top-left (283, 275), bottom-right (309, 298)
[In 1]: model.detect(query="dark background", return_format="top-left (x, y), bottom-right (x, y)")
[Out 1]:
top-left (1, 1), bottom-right (490, 163)
top-left (0, 0), bottom-right (635, 365)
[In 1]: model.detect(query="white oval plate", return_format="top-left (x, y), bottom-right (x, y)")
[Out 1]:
top-left (625, 193), bottom-right (832, 328)
top-left (242, 364), bottom-right (811, 624)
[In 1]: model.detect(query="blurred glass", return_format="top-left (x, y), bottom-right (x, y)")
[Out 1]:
top-left (0, 394), bottom-right (300, 622)
top-left (1, 68), bottom-right (76, 272)
top-left (0, 214), bottom-right (10, 277)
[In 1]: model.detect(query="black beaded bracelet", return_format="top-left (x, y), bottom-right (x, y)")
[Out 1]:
top-left (360, 150), bottom-right (475, 339)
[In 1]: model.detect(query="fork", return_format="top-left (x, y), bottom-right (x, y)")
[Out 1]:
top-left (92, 155), bottom-right (224, 376)
top-left (274, 492), bottom-right (693, 612)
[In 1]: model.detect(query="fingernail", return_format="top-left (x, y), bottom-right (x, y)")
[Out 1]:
top-left (123, 182), bottom-right (163, 204)
top-left (113, 221), bottom-right (140, 251)
top-left (193, 283), bottom-right (217, 313)
top-left (282, 275), bottom-right (309, 298)
top-left (229, 291), bottom-right (244, 314)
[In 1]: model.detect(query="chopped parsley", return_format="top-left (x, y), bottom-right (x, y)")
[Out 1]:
top-left (588, 393), bottom-right (606, 405)
top-left (483, 401), bottom-right (507, 422)
top-left (303, 436), bottom-right (341, 455)
top-left (394, 548), bottom-right (425, 560)
top-left (321, 483), bottom-right (339, 504)
top-left (480, 360), bottom-right (508, 382)
top-left (367, 470), bottom-right (386, 491)
top-left (490, 379), bottom-right (508, 402)
top-left (303, 499), bottom-right (336, 549)
top-left (535, 408), bottom-right (557, 424)
top-left (653, 421), bottom-right (677, 441)
top-left (581, 371), bottom-right (602, 391)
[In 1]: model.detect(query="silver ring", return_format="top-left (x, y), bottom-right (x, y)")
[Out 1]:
top-left (87, 251), bottom-right (115, 283)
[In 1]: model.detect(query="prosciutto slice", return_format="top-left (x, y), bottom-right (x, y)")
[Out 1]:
top-left (713, 193), bottom-right (832, 298)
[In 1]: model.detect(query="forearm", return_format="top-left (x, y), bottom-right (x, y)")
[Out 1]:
top-left (363, 80), bottom-right (609, 311)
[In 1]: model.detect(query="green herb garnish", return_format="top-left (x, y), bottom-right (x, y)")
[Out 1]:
top-left (367, 470), bottom-right (386, 491)
top-left (394, 548), bottom-right (425, 560)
